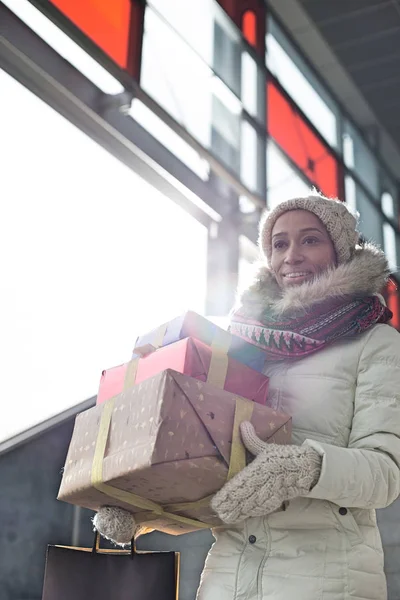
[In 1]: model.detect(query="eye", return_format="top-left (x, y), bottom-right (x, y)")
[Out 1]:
top-left (273, 240), bottom-right (287, 250)
top-left (303, 237), bottom-right (319, 245)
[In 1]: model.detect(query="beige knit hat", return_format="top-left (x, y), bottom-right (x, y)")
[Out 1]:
top-left (259, 194), bottom-right (359, 266)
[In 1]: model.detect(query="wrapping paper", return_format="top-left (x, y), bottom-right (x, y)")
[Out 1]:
top-left (133, 311), bottom-right (266, 373)
top-left (59, 370), bottom-right (291, 535)
top-left (97, 337), bottom-right (269, 405)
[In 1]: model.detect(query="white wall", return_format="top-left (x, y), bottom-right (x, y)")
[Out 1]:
top-left (0, 68), bottom-right (208, 443)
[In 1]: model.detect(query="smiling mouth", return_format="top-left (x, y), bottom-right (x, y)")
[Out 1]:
top-left (282, 272), bottom-right (313, 280)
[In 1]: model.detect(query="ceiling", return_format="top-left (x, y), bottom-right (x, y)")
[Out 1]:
top-left (297, 0), bottom-right (400, 153)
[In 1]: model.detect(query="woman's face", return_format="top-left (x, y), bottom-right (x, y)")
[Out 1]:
top-left (270, 209), bottom-right (337, 289)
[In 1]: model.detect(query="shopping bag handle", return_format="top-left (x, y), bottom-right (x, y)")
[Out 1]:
top-left (92, 530), bottom-right (135, 560)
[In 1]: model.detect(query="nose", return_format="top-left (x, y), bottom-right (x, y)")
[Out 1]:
top-left (283, 243), bottom-right (304, 265)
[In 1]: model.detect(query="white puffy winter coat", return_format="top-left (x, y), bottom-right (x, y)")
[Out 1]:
top-left (197, 245), bottom-right (400, 600)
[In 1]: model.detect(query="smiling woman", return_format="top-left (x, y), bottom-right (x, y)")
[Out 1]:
top-left (197, 192), bottom-right (400, 600)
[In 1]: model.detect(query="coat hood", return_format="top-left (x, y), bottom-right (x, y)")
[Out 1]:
top-left (239, 243), bottom-right (390, 318)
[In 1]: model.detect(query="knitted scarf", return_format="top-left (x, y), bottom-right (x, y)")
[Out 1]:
top-left (230, 295), bottom-right (392, 360)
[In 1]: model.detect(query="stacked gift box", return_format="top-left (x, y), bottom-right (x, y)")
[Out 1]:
top-left (58, 311), bottom-right (292, 535)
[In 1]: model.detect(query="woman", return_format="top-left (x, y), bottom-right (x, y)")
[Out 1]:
top-left (198, 194), bottom-right (400, 600)
top-left (95, 194), bottom-right (400, 600)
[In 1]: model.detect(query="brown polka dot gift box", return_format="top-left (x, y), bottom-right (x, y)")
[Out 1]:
top-left (58, 370), bottom-right (291, 535)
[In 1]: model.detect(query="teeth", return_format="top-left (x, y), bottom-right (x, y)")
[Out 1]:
top-left (284, 272), bottom-right (310, 278)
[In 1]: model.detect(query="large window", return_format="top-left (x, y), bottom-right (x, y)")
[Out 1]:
top-left (0, 68), bottom-right (208, 443)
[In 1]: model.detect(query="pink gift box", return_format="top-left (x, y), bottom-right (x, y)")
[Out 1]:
top-left (133, 311), bottom-right (266, 373)
top-left (97, 337), bottom-right (269, 406)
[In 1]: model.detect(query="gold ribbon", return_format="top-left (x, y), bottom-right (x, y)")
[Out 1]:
top-left (91, 396), bottom-right (253, 529)
top-left (227, 397), bottom-right (253, 480)
top-left (133, 324), bottom-right (168, 358)
top-left (123, 359), bottom-right (139, 391)
top-left (207, 328), bottom-right (231, 389)
top-left (153, 323), bottom-right (168, 348)
top-left (126, 326), bottom-right (231, 392)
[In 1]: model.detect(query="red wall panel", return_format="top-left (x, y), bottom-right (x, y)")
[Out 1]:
top-left (268, 81), bottom-right (339, 198)
top-left (50, 0), bottom-right (131, 69)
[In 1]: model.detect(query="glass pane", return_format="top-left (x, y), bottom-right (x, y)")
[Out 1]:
top-left (382, 192), bottom-right (395, 219)
top-left (359, 198), bottom-right (384, 246)
top-left (345, 176), bottom-right (383, 246)
top-left (50, 0), bottom-right (131, 68)
top-left (241, 121), bottom-right (258, 192)
top-left (266, 18), bottom-right (339, 147)
top-left (241, 51), bottom-right (258, 118)
top-left (267, 141), bottom-right (311, 210)
top-left (238, 235), bottom-right (259, 292)
top-left (343, 121), bottom-right (379, 197)
top-left (344, 175), bottom-right (357, 214)
top-left (268, 82), bottom-right (339, 198)
top-left (213, 13), bottom-right (242, 97)
top-left (147, 0), bottom-right (215, 65)
top-left (382, 172), bottom-right (399, 227)
top-left (147, 0), bottom-right (241, 96)
top-left (241, 50), bottom-right (265, 123)
top-left (130, 100), bottom-right (210, 181)
top-left (0, 68), bottom-right (208, 443)
top-left (381, 192), bottom-right (399, 271)
top-left (141, 8), bottom-right (213, 149)
top-left (141, 7), bottom-right (242, 173)
top-left (211, 93), bottom-right (241, 171)
top-left (383, 223), bottom-right (397, 272)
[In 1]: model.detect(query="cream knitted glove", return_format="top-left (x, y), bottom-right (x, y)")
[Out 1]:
top-left (93, 506), bottom-right (137, 546)
top-left (211, 422), bottom-right (322, 524)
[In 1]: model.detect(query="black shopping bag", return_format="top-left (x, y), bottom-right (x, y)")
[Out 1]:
top-left (42, 535), bottom-right (179, 600)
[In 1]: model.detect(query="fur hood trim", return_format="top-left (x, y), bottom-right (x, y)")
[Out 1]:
top-left (239, 243), bottom-right (390, 318)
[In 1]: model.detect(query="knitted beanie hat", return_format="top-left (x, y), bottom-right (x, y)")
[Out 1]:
top-left (259, 194), bottom-right (359, 266)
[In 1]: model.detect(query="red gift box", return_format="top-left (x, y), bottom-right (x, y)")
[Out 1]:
top-left (97, 337), bottom-right (269, 406)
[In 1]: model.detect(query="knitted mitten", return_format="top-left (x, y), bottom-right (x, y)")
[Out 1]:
top-left (93, 506), bottom-right (136, 546)
top-left (211, 422), bottom-right (322, 524)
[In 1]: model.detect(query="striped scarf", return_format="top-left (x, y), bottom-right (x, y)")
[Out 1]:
top-left (230, 295), bottom-right (392, 360)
